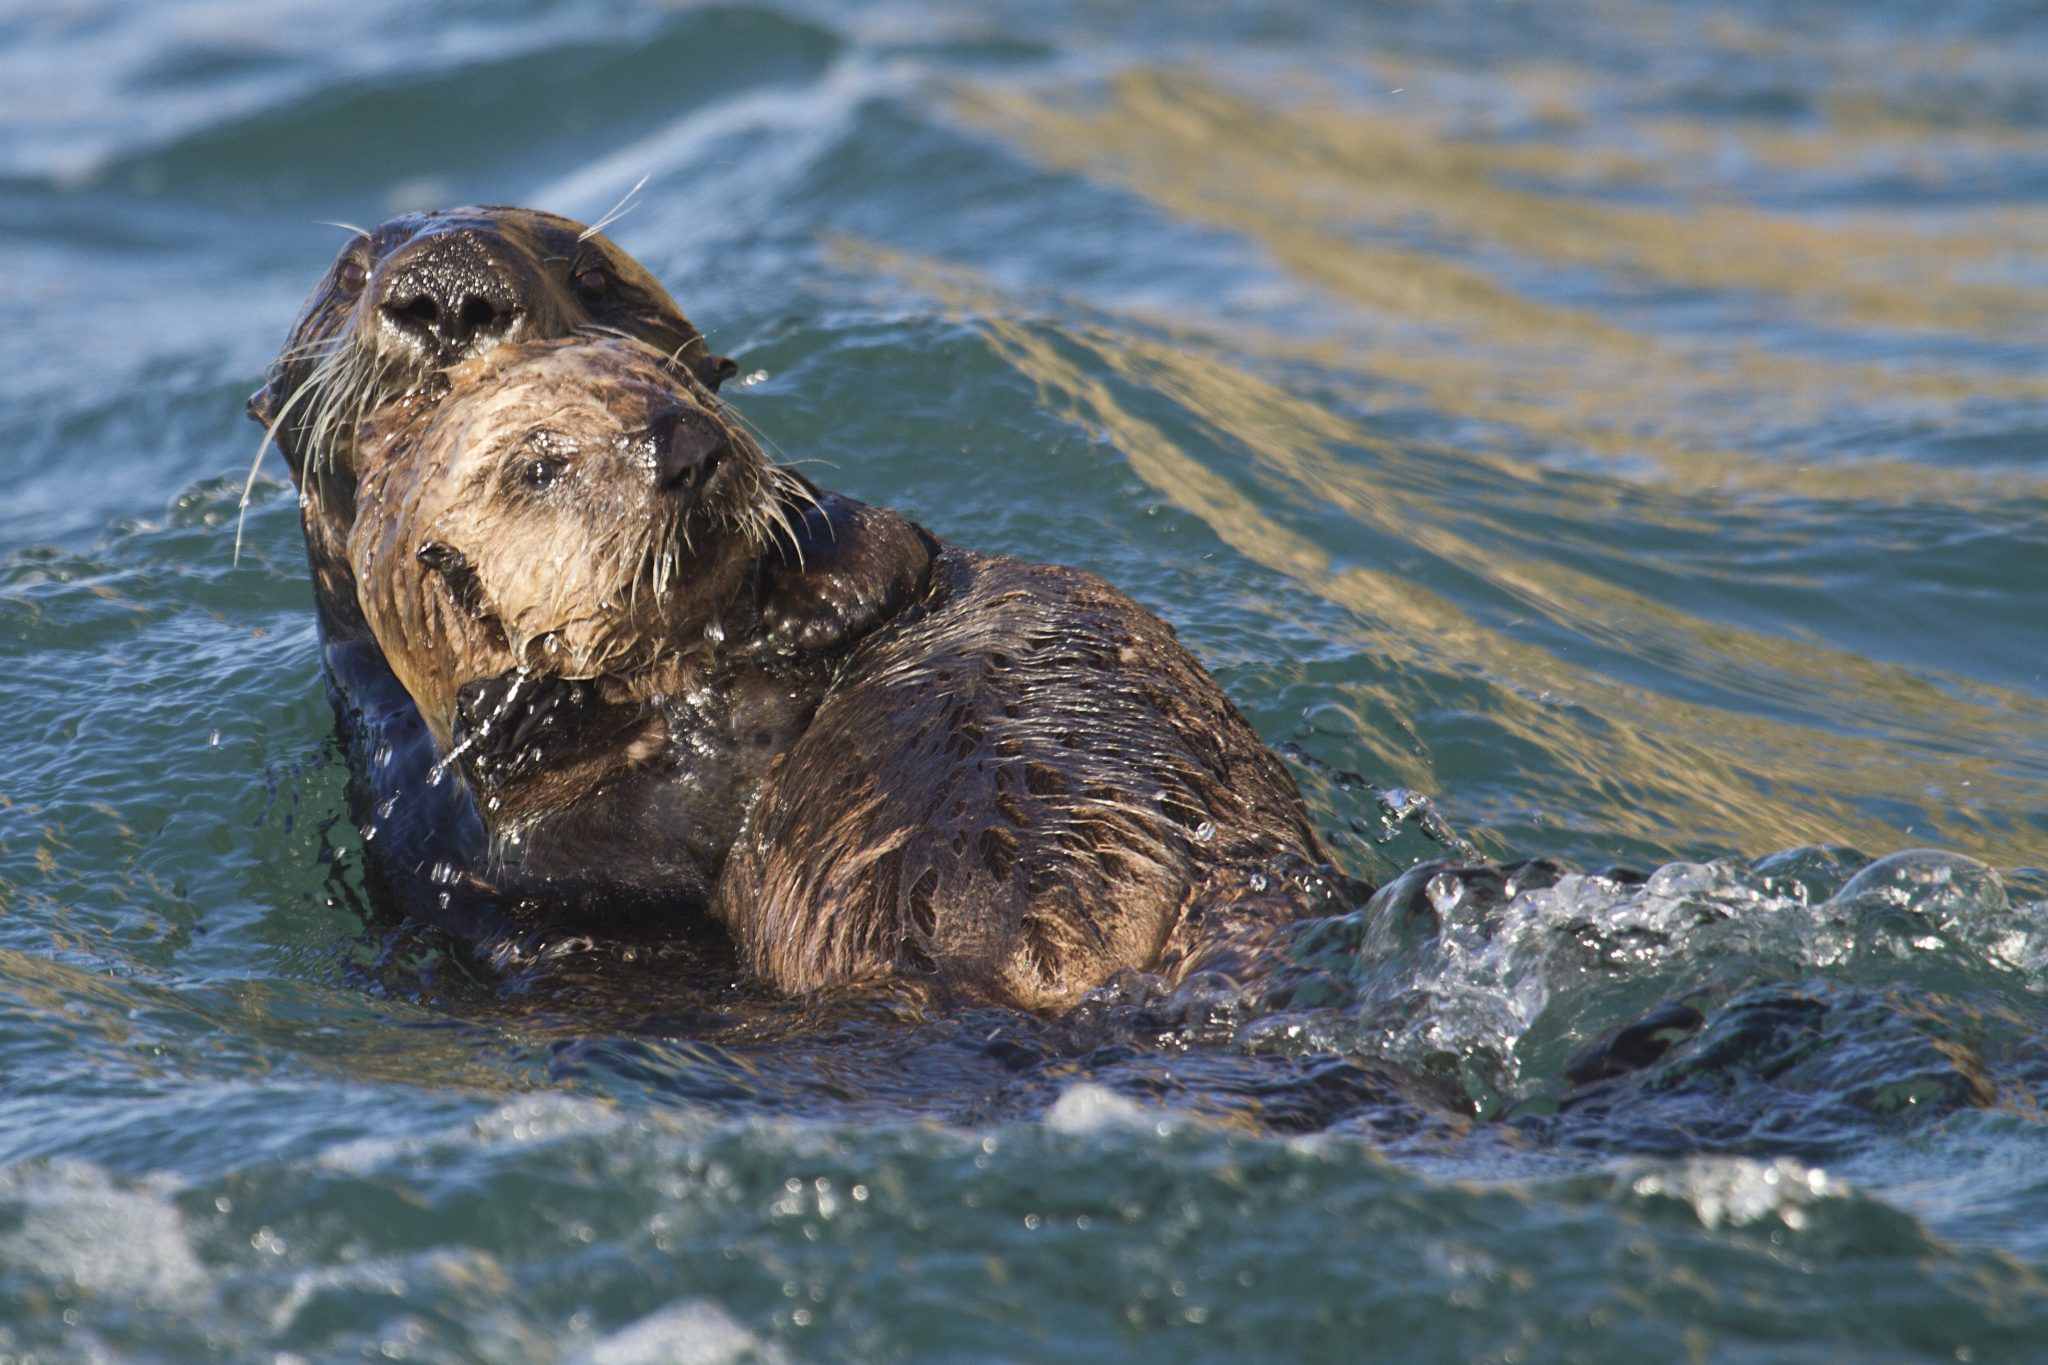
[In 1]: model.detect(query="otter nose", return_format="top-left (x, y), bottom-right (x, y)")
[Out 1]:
top-left (376, 230), bottom-right (521, 357)
top-left (643, 404), bottom-right (731, 500)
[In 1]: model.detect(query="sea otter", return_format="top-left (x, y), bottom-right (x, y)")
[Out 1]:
top-left (249, 206), bottom-right (739, 922)
top-left (345, 337), bottom-right (1347, 1009)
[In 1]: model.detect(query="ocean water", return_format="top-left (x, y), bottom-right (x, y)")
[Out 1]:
top-left (3, 0), bottom-right (2047, 1359)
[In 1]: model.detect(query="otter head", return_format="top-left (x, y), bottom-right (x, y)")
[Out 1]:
top-left (349, 338), bottom-right (795, 747)
top-left (249, 205), bottom-right (738, 538)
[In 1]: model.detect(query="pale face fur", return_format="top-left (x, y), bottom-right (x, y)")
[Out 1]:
top-left (348, 338), bottom-right (797, 750)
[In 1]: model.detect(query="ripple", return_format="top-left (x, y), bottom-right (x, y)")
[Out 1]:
top-left (2, 0), bottom-right (2047, 1357)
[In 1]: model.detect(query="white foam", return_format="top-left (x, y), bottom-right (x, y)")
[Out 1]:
top-left (569, 1299), bottom-right (789, 1365)
top-left (470, 1092), bottom-right (628, 1145)
top-left (1042, 1081), bottom-right (1157, 1134)
top-left (1623, 1155), bottom-right (1840, 1231)
top-left (0, 1159), bottom-right (211, 1308)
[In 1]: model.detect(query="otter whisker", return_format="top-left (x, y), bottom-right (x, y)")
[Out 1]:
top-left (576, 174), bottom-right (651, 243)
top-left (714, 403), bottom-right (798, 472)
top-left (758, 483), bottom-right (806, 571)
top-left (766, 465), bottom-right (824, 565)
top-left (299, 341), bottom-right (363, 481)
top-left (233, 358), bottom-right (338, 562)
top-left (349, 351), bottom-right (408, 461)
top-left (300, 353), bottom-right (347, 475)
top-left (770, 465), bottom-right (823, 516)
top-left (274, 334), bottom-right (350, 364)
top-left (297, 343), bottom-right (408, 496)
top-left (623, 539), bottom-right (649, 622)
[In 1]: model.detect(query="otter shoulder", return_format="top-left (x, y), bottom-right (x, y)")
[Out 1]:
top-left (751, 490), bottom-right (937, 658)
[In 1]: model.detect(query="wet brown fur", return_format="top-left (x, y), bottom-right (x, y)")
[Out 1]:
top-left (722, 550), bottom-right (1336, 1007)
top-left (348, 342), bottom-right (780, 749)
top-left (349, 338), bottom-right (1341, 1012)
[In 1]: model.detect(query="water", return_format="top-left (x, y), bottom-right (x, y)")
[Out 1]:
top-left (3, 0), bottom-right (2047, 1358)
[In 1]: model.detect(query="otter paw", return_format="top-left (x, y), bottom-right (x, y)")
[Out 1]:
top-left (756, 571), bottom-right (894, 655)
top-left (453, 670), bottom-right (615, 793)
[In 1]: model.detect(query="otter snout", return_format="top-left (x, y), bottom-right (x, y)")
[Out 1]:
top-left (376, 229), bottom-right (525, 361)
top-left (640, 402), bottom-right (731, 502)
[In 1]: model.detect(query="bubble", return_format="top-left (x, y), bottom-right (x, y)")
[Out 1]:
top-left (1827, 849), bottom-right (2026, 974)
top-left (1623, 1156), bottom-right (1840, 1231)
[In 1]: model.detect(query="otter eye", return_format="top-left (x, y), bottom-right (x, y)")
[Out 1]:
top-left (514, 431), bottom-right (577, 491)
top-left (572, 266), bottom-right (608, 302)
top-left (335, 255), bottom-right (369, 296)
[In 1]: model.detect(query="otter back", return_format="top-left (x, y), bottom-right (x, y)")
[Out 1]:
top-left (718, 549), bottom-right (1334, 1012)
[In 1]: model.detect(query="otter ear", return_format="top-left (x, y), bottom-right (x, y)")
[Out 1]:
top-left (697, 354), bottom-right (739, 392)
top-left (247, 381), bottom-right (280, 427)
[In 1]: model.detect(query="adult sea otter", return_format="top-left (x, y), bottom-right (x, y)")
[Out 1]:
top-left (249, 207), bottom-right (735, 927)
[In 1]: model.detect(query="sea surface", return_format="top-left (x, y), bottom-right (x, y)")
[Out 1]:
top-left (2, 1), bottom-right (2047, 1360)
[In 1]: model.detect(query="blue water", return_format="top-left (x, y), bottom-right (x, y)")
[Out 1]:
top-left (3, 1), bottom-right (2048, 1359)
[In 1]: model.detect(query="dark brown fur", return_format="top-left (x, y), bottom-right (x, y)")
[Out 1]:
top-left (348, 337), bottom-right (1346, 1010)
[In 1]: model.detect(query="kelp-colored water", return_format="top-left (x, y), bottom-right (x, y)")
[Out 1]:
top-left (2, 1), bottom-right (2046, 1359)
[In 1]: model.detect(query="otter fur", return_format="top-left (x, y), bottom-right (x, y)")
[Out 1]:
top-left (346, 337), bottom-right (1344, 1010)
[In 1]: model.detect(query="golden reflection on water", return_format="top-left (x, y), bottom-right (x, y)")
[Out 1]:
top-left (969, 68), bottom-right (2047, 333)
top-left (955, 70), bottom-right (2048, 505)
top-left (831, 237), bottom-right (2048, 867)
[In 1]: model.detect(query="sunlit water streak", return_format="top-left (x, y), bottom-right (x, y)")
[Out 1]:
top-left (1, 0), bottom-right (2045, 1358)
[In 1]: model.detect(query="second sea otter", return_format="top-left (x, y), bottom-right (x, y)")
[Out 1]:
top-left (350, 337), bottom-right (1347, 1010)
top-left (250, 206), bottom-right (739, 926)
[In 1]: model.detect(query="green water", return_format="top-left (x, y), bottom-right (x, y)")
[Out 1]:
top-left (3, 1), bottom-right (2047, 1359)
